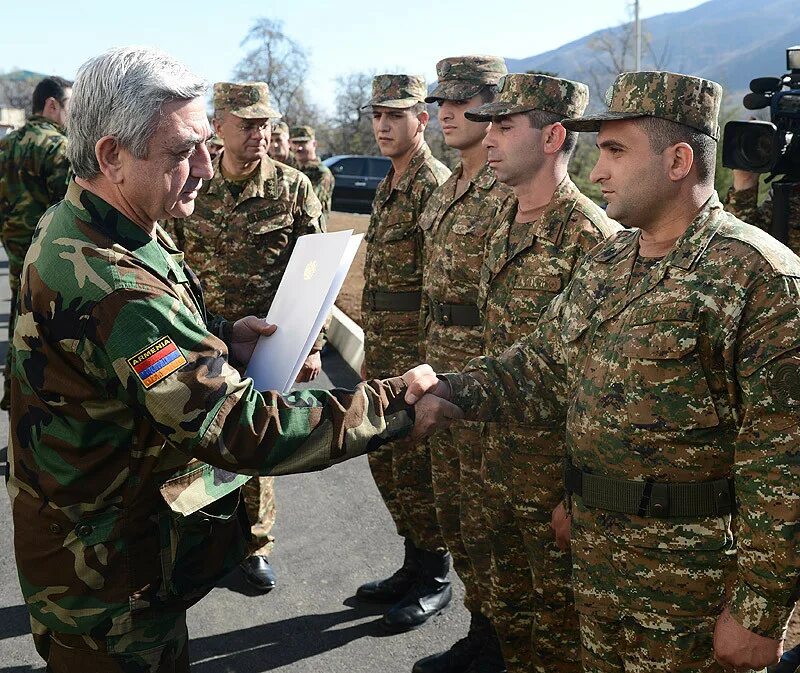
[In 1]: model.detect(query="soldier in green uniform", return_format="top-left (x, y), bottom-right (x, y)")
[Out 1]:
top-left (0, 75), bottom-right (72, 409)
top-left (414, 55), bottom-right (512, 673)
top-left (291, 125), bottom-right (335, 224)
top-left (355, 74), bottom-right (452, 633)
top-left (269, 120), bottom-right (297, 168)
top-left (7, 46), bottom-right (457, 673)
top-left (167, 81), bottom-right (326, 593)
top-left (465, 73), bottom-right (620, 673)
top-left (404, 71), bottom-right (800, 673)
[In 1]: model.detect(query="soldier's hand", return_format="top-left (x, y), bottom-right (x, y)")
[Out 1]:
top-left (410, 393), bottom-right (464, 441)
top-left (230, 316), bottom-right (277, 365)
top-left (403, 364), bottom-right (451, 404)
top-left (732, 169), bottom-right (759, 192)
top-left (551, 502), bottom-right (572, 551)
top-left (296, 351), bottom-right (322, 382)
top-left (713, 607), bottom-right (782, 670)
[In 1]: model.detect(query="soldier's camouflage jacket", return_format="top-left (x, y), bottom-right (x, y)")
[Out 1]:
top-left (297, 158), bottom-right (335, 218)
top-left (361, 143), bottom-right (450, 378)
top-left (420, 161), bottom-right (515, 369)
top-left (7, 181), bottom-right (413, 639)
top-left (480, 176), bottom-right (621, 498)
top-left (445, 194), bottom-right (800, 638)
top-left (167, 153), bottom-right (323, 320)
top-left (725, 183), bottom-right (800, 256)
top-left (0, 115), bottom-right (69, 285)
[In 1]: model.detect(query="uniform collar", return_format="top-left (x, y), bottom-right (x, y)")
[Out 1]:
top-left (26, 114), bottom-right (65, 135)
top-left (392, 143), bottom-right (434, 194)
top-left (530, 175), bottom-right (580, 246)
top-left (206, 152), bottom-right (279, 207)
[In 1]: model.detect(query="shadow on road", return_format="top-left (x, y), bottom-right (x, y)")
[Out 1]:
top-left (0, 604), bottom-right (33, 641)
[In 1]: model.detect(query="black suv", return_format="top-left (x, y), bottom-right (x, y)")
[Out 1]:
top-left (324, 155), bottom-right (391, 213)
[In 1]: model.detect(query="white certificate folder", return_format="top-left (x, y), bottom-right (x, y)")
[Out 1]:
top-left (245, 230), bottom-right (363, 394)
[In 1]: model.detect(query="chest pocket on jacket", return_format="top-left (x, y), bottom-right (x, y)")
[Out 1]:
top-left (245, 208), bottom-right (294, 236)
top-left (507, 273), bottom-right (563, 325)
top-left (376, 218), bottom-right (419, 277)
top-left (621, 319), bottom-right (719, 431)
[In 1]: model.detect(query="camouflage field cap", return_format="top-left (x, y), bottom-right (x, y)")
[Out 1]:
top-left (213, 82), bottom-right (281, 119)
top-left (361, 74), bottom-right (427, 110)
top-left (271, 121), bottom-right (290, 136)
top-left (290, 125), bottom-right (315, 141)
top-left (425, 55), bottom-right (507, 103)
top-left (465, 73), bottom-right (589, 121)
top-left (562, 71), bottom-right (722, 139)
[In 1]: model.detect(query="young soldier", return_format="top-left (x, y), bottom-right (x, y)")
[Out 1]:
top-left (291, 125), bottom-right (335, 223)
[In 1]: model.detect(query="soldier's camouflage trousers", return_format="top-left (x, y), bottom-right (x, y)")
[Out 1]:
top-left (483, 451), bottom-right (580, 673)
top-left (429, 423), bottom-right (491, 615)
top-left (243, 475), bottom-right (276, 556)
top-left (368, 441), bottom-right (446, 551)
top-left (31, 611), bottom-right (189, 673)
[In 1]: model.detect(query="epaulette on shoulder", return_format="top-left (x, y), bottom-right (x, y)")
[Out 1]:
top-left (591, 227), bottom-right (638, 262)
top-left (573, 196), bottom-right (620, 239)
top-left (717, 214), bottom-right (800, 277)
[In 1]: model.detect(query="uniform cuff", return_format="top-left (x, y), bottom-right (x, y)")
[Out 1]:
top-left (728, 581), bottom-right (792, 639)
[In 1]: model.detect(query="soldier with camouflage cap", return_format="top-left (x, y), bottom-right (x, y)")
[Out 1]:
top-left (269, 120), bottom-right (297, 167)
top-left (404, 70), bottom-right (800, 672)
top-left (355, 73), bottom-right (453, 633)
top-left (0, 75), bottom-right (72, 410)
top-left (168, 81), bottom-right (325, 594)
top-left (464, 73), bottom-right (620, 673)
top-left (291, 125), bottom-right (335, 224)
top-left (413, 55), bottom-right (514, 673)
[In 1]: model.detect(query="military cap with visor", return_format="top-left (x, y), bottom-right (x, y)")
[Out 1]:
top-left (562, 70), bottom-right (722, 140)
top-left (425, 55), bottom-right (507, 103)
top-left (213, 81), bottom-right (281, 119)
top-left (465, 73), bottom-right (589, 121)
top-left (290, 125), bottom-right (315, 141)
top-left (361, 74), bottom-right (427, 109)
top-left (271, 120), bottom-right (290, 136)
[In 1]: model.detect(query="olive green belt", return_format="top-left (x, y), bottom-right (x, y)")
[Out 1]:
top-left (564, 460), bottom-right (735, 518)
top-left (428, 300), bottom-right (481, 327)
top-left (366, 291), bottom-right (422, 312)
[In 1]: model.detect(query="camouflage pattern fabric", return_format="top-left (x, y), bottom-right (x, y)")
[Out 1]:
top-left (213, 81), bottom-right (280, 119)
top-left (8, 180), bottom-right (414, 663)
top-left (425, 55), bottom-right (506, 103)
top-left (362, 142), bottom-right (450, 551)
top-left (443, 194), bottom-right (800, 669)
top-left (242, 475), bottom-right (276, 556)
top-left (420, 161), bottom-right (515, 616)
top-left (725, 183), bottom-right (800, 256)
top-left (362, 74), bottom-right (427, 109)
top-left (480, 177), bottom-right (621, 672)
top-left (297, 158), bottom-right (335, 221)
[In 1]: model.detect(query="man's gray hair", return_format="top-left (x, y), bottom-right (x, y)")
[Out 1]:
top-left (67, 47), bottom-right (208, 179)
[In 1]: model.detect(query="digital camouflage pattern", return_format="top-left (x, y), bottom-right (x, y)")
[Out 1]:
top-left (297, 158), bottom-right (335, 220)
top-left (362, 74), bottom-right (427, 109)
top-left (212, 81), bottom-right (280, 119)
top-left (444, 195), bottom-right (800, 670)
top-left (362, 142), bottom-right (449, 550)
top-left (425, 55), bottom-right (507, 103)
top-left (564, 71), bottom-right (723, 139)
top-left (420, 161), bottom-right (515, 617)
top-left (725, 183), bottom-right (800, 256)
top-left (465, 73), bottom-right (589, 121)
top-left (289, 125), bottom-right (315, 141)
top-left (270, 121), bottom-right (298, 168)
top-left (480, 176), bottom-right (621, 673)
top-left (8, 180), bottom-right (413, 665)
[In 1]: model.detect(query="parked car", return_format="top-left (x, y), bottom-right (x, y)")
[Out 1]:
top-left (323, 155), bottom-right (391, 214)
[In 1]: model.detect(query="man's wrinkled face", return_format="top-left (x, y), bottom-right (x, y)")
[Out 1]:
top-left (291, 138), bottom-right (316, 163)
top-left (269, 129), bottom-right (290, 161)
top-left (483, 113), bottom-right (545, 186)
top-left (437, 94), bottom-right (488, 151)
top-left (371, 106), bottom-right (423, 159)
top-left (119, 97), bottom-right (213, 222)
top-left (215, 112), bottom-right (269, 164)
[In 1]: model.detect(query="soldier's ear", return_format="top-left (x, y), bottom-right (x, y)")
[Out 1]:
top-left (416, 109), bottom-right (430, 133)
top-left (95, 136), bottom-right (125, 184)
top-left (666, 142), bottom-right (694, 182)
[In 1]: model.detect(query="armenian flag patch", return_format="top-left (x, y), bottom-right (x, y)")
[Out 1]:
top-left (127, 336), bottom-right (187, 389)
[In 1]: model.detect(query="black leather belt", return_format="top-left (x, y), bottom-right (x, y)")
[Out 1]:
top-left (366, 291), bottom-right (422, 312)
top-left (428, 300), bottom-right (481, 327)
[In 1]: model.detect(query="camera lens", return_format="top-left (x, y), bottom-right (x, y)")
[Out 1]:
top-left (738, 129), bottom-right (774, 166)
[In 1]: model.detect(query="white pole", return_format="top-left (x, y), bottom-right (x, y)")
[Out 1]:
top-left (635, 0), bottom-right (642, 70)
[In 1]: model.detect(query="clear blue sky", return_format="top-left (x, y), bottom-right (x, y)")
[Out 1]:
top-left (1, 0), bottom-right (707, 113)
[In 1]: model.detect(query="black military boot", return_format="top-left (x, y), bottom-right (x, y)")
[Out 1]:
top-left (412, 611), bottom-right (492, 673)
top-left (356, 537), bottom-right (420, 603)
top-left (464, 624), bottom-right (506, 673)
top-left (381, 548), bottom-right (452, 632)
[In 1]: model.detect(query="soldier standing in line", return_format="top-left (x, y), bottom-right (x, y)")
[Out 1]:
top-left (269, 120), bottom-right (297, 167)
top-left (404, 71), bottom-right (800, 673)
top-left (0, 75), bottom-right (72, 410)
top-left (465, 73), bottom-right (620, 673)
top-left (414, 56), bottom-right (512, 673)
top-left (291, 125), bottom-right (335, 224)
top-left (206, 134), bottom-right (224, 162)
top-left (355, 74), bottom-right (452, 633)
top-left (168, 81), bottom-right (325, 594)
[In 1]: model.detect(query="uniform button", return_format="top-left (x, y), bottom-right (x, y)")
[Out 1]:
top-left (76, 524), bottom-right (93, 538)
top-left (49, 523), bottom-right (62, 534)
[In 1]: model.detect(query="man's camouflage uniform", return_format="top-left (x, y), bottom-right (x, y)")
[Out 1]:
top-left (8, 180), bottom-right (413, 670)
top-left (725, 182), bottom-right (800, 255)
top-left (361, 74), bottom-right (451, 552)
top-left (291, 126), bottom-right (335, 222)
top-left (0, 114), bottom-right (69, 406)
top-left (270, 120), bottom-right (298, 168)
top-left (168, 82), bottom-right (324, 561)
top-left (442, 72), bottom-right (800, 672)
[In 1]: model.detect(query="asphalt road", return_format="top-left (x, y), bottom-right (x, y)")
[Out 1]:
top-left (0, 249), bottom-right (468, 672)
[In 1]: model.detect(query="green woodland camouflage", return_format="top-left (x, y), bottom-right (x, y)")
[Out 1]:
top-left (362, 142), bottom-right (449, 550)
top-left (213, 81), bottom-right (281, 119)
top-left (425, 55), bottom-right (507, 103)
top-left (7, 181), bottom-right (413, 662)
top-left (480, 176), bottom-right (621, 673)
top-left (725, 183), bottom-right (800, 256)
top-left (444, 195), bottom-right (800, 670)
top-left (363, 74), bottom-right (427, 109)
top-left (297, 158), bottom-right (335, 219)
top-left (564, 71), bottom-right (722, 139)
top-left (420, 161), bottom-right (514, 618)
top-left (465, 73), bottom-right (589, 121)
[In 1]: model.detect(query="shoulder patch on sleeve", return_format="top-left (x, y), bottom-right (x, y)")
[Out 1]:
top-left (127, 336), bottom-right (187, 389)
